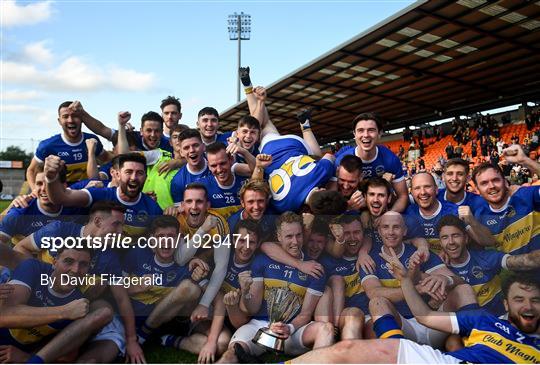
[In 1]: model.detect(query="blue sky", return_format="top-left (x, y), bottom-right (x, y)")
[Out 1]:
top-left (1, 0), bottom-right (415, 152)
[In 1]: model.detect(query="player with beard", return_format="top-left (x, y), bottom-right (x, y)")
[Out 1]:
top-left (0, 166), bottom-right (86, 246)
top-left (328, 155), bottom-right (365, 212)
top-left (404, 172), bottom-right (495, 253)
top-left (43, 153), bottom-right (162, 237)
top-left (437, 215), bottom-right (540, 316)
top-left (26, 101), bottom-right (108, 189)
top-left (471, 152), bottom-right (540, 255)
top-left (197, 107), bottom-right (232, 146)
top-left (437, 158), bottom-right (485, 207)
top-left (291, 269), bottom-right (540, 364)
top-left (160, 96), bottom-right (183, 140)
top-left (334, 112), bottom-right (409, 213)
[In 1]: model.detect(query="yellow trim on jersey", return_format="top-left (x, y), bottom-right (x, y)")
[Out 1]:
top-left (464, 329), bottom-right (539, 364)
top-left (65, 161), bottom-right (89, 183)
top-left (380, 278), bottom-right (401, 288)
top-left (427, 238), bottom-right (442, 254)
top-left (472, 275), bottom-right (502, 307)
top-left (344, 272), bottom-right (363, 298)
top-left (493, 211), bottom-right (540, 253)
top-left (263, 278), bottom-right (308, 300)
top-left (39, 250), bottom-right (55, 264)
top-left (131, 285), bottom-right (174, 305)
top-left (380, 329), bottom-right (404, 339)
top-left (9, 325), bottom-right (57, 345)
top-left (221, 281), bottom-right (236, 295)
top-left (178, 209), bottom-right (230, 237)
top-left (210, 206), bottom-right (241, 221)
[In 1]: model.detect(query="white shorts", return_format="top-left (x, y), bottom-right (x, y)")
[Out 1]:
top-left (230, 318), bottom-right (311, 356)
top-left (397, 339), bottom-right (461, 364)
top-left (91, 315), bottom-right (126, 356)
top-left (399, 314), bottom-right (448, 349)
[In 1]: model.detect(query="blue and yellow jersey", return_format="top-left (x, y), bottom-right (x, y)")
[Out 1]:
top-left (471, 186), bottom-right (540, 255)
top-left (221, 254), bottom-right (252, 294)
top-left (122, 247), bottom-right (191, 317)
top-left (335, 145), bottom-right (404, 182)
top-left (0, 199), bottom-right (85, 244)
top-left (437, 188), bottom-right (486, 208)
top-left (177, 209), bottom-right (229, 238)
top-left (0, 259), bottom-right (83, 349)
top-left (360, 243), bottom-right (445, 318)
top-left (260, 135), bottom-right (334, 213)
top-left (34, 133), bottom-right (104, 185)
top-left (170, 162), bottom-right (210, 204)
top-left (320, 254), bottom-right (368, 312)
top-left (251, 253), bottom-right (326, 321)
top-left (83, 187), bottom-right (163, 237)
top-left (448, 309), bottom-right (540, 363)
top-left (227, 209), bottom-right (276, 241)
top-left (200, 173), bottom-right (246, 220)
top-left (133, 133), bottom-right (173, 153)
top-left (449, 249), bottom-right (508, 316)
top-left (404, 200), bottom-right (459, 253)
top-left (31, 221), bottom-right (122, 278)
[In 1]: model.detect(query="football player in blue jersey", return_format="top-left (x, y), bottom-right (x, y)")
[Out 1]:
top-left (216, 212), bottom-right (335, 363)
top-left (438, 158), bottom-right (486, 207)
top-left (437, 215), bottom-right (540, 316)
top-left (44, 153), bottom-right (163, 237)
top-left (160, 96), bottom-right (183, 140)
top-left (169, 129), bottom-right (210, 206)
top-left (328, 155), bottom-right (366, 212)
top-left (290, 262), bottom-right (540, 364)
top-left (0, 245), bottom-right (115, 363)
top-left (230, 116), bottom-right (261, 164)
top-left (361, 212), bottom-right (477, 348)
top-left (471, 147), bottom-right (540, 254)
top-left (334, 112), bottom-right (409, 213)
top-left (405, 172), bottom-right (495, 253)
top-left (197, 107), bottom-right (232, 146)
top-left (26, 101), bottom-right (108, 190)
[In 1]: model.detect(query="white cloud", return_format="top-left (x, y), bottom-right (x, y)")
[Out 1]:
top-left (22, 41), bottom-right (54, 64)
top-left (1, 0), bottom-right (53, 28)
top-left (1, 90), bottom-right (41, 101)
top-left (1, 104), bottom-right (45, 113)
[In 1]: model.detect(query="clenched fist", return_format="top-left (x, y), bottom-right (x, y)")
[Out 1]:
top-left (63, 298), bottom-right (90, 320)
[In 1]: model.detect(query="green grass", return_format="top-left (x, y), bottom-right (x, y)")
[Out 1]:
top-left (0, 200), bottom-right (10, 212)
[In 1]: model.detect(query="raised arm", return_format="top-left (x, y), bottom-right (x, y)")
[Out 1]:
top-left (85, 138), bottom-right (100, 179)
top-left (70, 101), bottom-right (114, 140)
top-left (458, 206), bottom-right (497, 247)
top-left (390, 179), bottom-right (409, 213)
top-left (116, 111), bottom-right (132, 155)
top-left (44, 155), bottom-right (90, 207)
top-left (503, 144), bottom-right (540, 176)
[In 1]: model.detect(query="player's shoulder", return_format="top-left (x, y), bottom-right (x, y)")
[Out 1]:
top-left (206, 209), bottom-right (229, 233)
top-left (335, 145), bottom-right (355, 158)
top-left (441, 199), bottom-right (459, 214)
top-left (377, 144), bottom-right (399, 158)
top-left (469, 248), bottom-right (505, 265)
top-left (38, 134), bottom-right (63, 146)
top-left (81, 132), bottom-right (101, 141)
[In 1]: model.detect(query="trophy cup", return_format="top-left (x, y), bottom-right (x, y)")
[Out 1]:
top-left (252, 286), bottom-right (302, 352)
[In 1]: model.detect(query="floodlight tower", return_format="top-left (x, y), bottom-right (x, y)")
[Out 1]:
top-left (228, 12), bottom-right (251, 102)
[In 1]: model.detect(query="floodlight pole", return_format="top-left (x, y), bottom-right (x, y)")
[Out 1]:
top-left (237, 13), bottom-right (241, 102)
top-left (228, 12), bottom-right (251, 103)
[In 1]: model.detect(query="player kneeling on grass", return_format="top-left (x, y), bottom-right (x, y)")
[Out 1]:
top-left (0, 245), bottom-right (114, 363)
top-left (121, 216), bottom-right (208, 347)
top-left (217, 212), bottom-right (334, 363)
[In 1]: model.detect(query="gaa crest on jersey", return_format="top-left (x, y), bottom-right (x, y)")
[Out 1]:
top-left (136, 210), bottom-right (149, 223)
top-left (471, 265), bottom-right (484, 279)
top-left (298, 272), bottom-right (307, 281)
top-left (166, 271), bottom-right (177, 283)
top-left (375, 165), bottom-right (385, 176)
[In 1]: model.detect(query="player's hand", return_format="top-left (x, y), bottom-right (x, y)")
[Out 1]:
top-left (458, 205), bottom-right (472, 224)
top-left (84, 180), bottom-right (104, 189)
top-left (190, 304), bottom-right (209, 323)
top-left (164, 204), bottom-right (182, 217)
top-left (238, 271), bottom-right (253, 295)
top-left (68, 100), bottom-right (84, 116)
top-left (62, 298), bottom-right (90, 320)
top-left (223, 289), bottom-right (241, 306)
top-left (269, 322), bottom-right (290, 339)
top-left (200, 215), bottom-right (219, 233)
top-left (44, 155), bottom-right (64, 181)
top-left (379, 247), bottom-right (408, 281)
top-left (420, 274), bottom-right (449, 297)
top-left (125, 338), bottom-right (146, 364)
top-left (11, 194), bottom-right (33, 209)
top-left (227, 131), bottom-right (240, 146)
top-left (502, 144), bottom-right (527, 164)
top-left (409, 249), bottom-right (428, 270)
top-left (157, 159), bottom-right (183, 175)
top-left (85, 138), bottom-right (98, 152)
top-left (347, 191), bottom-right (366, 211)
top-left (189, 258), bottom-right (210, 282)
top-left (225, 141), bottom-right (240, 156)
top-left (302, 213), bottom-right (315, 232)
top-left (356, 254), bottom-right (376, 275)
top-left (198, 341), bottom-right (217, 364)
top-left (117, 111), bottom-right (132, 127)
top-left (298, 260), bottom-right (324, 279)
top-left (438, 250), bottom-right (450, 266)
top-left (329, 223), bottom-right (345, 244)
top-left (145, 191), bottom-right (157, 202)
top-left (255, 154), bottom-right (272, 168)
top-left (382, 172), bottom-right (395, 183)
top-left (253, 86), bottom-right (267, 102)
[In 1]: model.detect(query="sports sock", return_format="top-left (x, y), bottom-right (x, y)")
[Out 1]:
top-left (373, 314), bottom-right (404, 339)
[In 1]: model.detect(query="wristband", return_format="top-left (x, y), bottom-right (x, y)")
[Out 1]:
top-left (287, 323), bottom-right (296, 335)
top-left (45, 174), bottom-right (59, 184)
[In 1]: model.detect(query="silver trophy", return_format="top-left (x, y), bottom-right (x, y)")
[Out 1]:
top-left (252, 286), bottom-right (302, 352)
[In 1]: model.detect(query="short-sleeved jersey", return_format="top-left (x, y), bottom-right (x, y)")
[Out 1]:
top-left (221, 254), bottom-right (252, 294)
top-left (471, 186), bottom-right (540, 255)
top-left (31, 221), bottom-right (122, 279)
top-left (404, 200), bottom-right (459, 253)
top-left (251, 253), bottom-right (326, 321)
top-left (437, 189), bottom-right (486, 208)
top-left (360, 243), bottom-right (446, 318)
top-left (0, 259), bottom-right (83, 348)
top-left (34, 133), bottom-right (104, 184)
top-left (122, 247), bottom-right (191, 316)
top-left (334, 145), bottom-right (404, 182)
top-left (201, 173), bottom-right (246, 219)
top-left (133, 133), bottom-right (173, 153)
top-left (0, 199), bottom-right (84, 243)
top-left (319, 254), bottom-right (368, 312)
top-left (170, 162), bottom-right (210, 204)
top-left (177, 209), bottom-right (230, 238)
top-left (83, 187), bottom-right (163, 237)
top-left (448, 249), bottom-right (508, 316)
top-left (448, 309), bottom-right (540, 363)
top-left (227, 209), bottom-right (276, 241)
top-left (202, 132), bottom-right (232, 146)
top-left (261, 135), bottom-right (334, 213)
